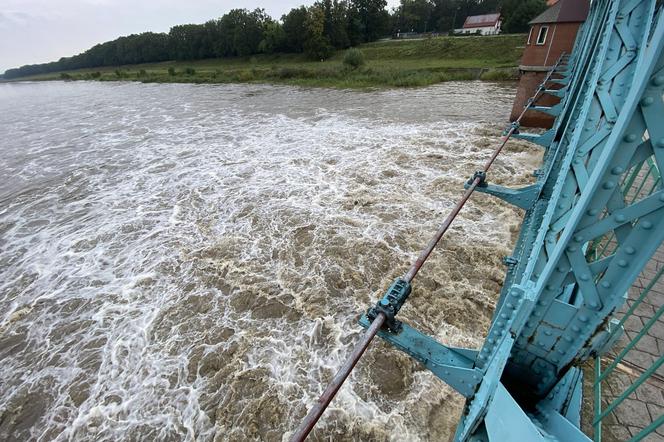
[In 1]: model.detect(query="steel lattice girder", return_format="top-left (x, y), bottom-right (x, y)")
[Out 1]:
top-left (361, 1), bottom-right (664, 441)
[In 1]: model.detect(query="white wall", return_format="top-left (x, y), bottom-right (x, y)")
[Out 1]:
top-left (455, 21), bottom-right (502, 36)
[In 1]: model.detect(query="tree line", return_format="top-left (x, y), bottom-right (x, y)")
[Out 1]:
top-left (3, 0), bottom-right (547, 79)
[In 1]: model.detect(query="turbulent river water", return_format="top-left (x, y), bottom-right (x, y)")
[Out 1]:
top-left (0, 81), bottom-right (541, 442)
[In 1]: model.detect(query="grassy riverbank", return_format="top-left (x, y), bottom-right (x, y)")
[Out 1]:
top-left (8, 34), bottom-right (526, 88)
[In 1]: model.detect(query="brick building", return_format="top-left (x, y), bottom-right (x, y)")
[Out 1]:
top-left (510, 0), bottom-right (589, 127)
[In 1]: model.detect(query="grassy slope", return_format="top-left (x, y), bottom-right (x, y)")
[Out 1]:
top-left (12, 34), bottom-right (527, 88)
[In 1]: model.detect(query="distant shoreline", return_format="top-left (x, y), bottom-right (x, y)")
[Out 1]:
top-left (3, 35), bottom-right (525, 89)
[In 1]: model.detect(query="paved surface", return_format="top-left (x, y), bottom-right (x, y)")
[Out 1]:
top-left (595, 243), bottom-right (664, 441)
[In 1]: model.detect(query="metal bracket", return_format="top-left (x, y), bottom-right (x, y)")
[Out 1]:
top-left (548, 77), bottom-right (570, 86)
top-left (503, 121), bottom-right (521, 136)
top-left (359, 317), bottom-right (482, 398)
top-left (485, 383), bottom-right (547, 441)
top-left (538, 367), bottom-right (584, 428)
top-left (534, 370), bottom-right (592, 442)
top-left (589, 317), bottom-right (624, 357)
top-left (467, 171), bottom-right (488, 188)
top-left (533, 406), bottom-right (591, 441)
top-left (366, 278), bottom-right (412, 333)
top-left (513, 129), bottom-right (555, 148)
top-left (466, 183), bottom-right (541, 210)
top-left (503, 256), bottom-right (519, 268)
top-left (544, 87), bottom-right (568, 98)
top-left (532, 102), bottom-right (564, 116)
top-left (455, 337), bottom-right (515, 441)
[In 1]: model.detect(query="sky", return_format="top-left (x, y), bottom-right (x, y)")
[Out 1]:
top-left (0, 0), bottom-right (400, 74)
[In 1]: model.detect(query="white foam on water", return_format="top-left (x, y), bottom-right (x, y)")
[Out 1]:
top-left (0, 81), bottom-right (539, 441)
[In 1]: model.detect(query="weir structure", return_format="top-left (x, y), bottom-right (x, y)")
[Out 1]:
top-left (293, 0), bottom-right (664, 440)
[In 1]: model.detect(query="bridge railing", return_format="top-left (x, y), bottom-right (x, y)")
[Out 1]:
top-left (588, 157), bottom-right (664, 441)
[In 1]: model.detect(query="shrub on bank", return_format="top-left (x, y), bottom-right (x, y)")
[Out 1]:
top-left (343, 48), bottom-right (366, 70)
top-left (236, 70), bottom-right (255, 82)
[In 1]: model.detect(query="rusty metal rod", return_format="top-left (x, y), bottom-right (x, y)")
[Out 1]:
top-left (404, 124), bottom-right (517, 283)
top-left (290, 56), bottom-right (565, 442)
top-left (404, 55), bottom-right (563, 283)
top-left (290, 123), bottom-right (514, 442)
top-left (290, 312), bottom-right (386, 442)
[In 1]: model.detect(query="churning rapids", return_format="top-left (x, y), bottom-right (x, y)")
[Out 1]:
top-left (0, 81), bottom-right (541, 442)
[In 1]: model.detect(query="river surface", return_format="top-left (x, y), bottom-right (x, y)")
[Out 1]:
top-left (0, 81), bottom-right (540, 441)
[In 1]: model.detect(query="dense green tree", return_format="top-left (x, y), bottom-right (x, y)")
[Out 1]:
top-left (304, 4), bottom-right (334, 59)
top-left (217, 9), bottom-right (271, 57)
top-left (502, 0), bottom-right (547, 33)
top-left (282, 6), bottom-right (309, 53)
top-left (324, 0), bottom-right (352, 49)
top-left (169, 25), bottom-right (206, 60)
top-left (260, 21), bottom-right (287, 53)
top-left (323, 0), bottom-right (335, 40)
top-left (394, 0), bottom-right (435, 33)
top-left (202, 20), bottom-right (223, 58)
top-left (346, 4), bottom-right (365, 45)
top-left (4, 32), bottom-right (171, 78)
top-left (351, 0), bottom-right (390, 42)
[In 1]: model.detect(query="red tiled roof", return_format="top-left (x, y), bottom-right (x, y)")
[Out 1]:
top-left (462, 13), bottom-right (501, 29)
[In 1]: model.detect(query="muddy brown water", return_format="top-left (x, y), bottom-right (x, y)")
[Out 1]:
top-left (0, 81), bottom-right (541, 441)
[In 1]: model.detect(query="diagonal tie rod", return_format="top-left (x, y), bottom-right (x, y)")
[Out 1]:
top-left (290, 55), bottom-right (566, 442)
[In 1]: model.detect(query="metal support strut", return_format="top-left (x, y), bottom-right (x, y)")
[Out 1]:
top-left (289, 55), bottom-right (566, 442)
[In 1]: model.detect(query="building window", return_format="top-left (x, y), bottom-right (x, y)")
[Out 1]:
top-left (527, 27), bottom-right (534, 44)
top-left (536, 26), bottom-right (549, 45)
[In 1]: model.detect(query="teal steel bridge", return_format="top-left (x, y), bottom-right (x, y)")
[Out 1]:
top-left (293, 0), bottom-right (664, 440)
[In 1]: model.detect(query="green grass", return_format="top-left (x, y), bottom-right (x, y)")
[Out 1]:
top-left (11, 34), bottom-right (526, 89)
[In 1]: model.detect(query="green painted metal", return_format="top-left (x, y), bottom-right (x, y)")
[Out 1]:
top-left (591, 263), bottom-right (664, 441)
top-left (468, 182), bottom-right (541, 210)
top-left (591, 158), bottom-right (663, 258)
top-left (588, 150), bottom-right (662, 440)
top-left (631, 414), bottom-right (664, 442)
top-left (588, 146), bottom-right (662, 441)
top-left (597, 272), bottom-right (664, 382)
top-left (596, 354), bottom-right (664, 423)
top-left (594, 357), bottom-right (603, 442)
top-left (612, 267), bottom-right (664, 337)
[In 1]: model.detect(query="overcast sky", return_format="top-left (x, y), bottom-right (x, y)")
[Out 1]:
top-left (0, 0), bottom-right (400, 74)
